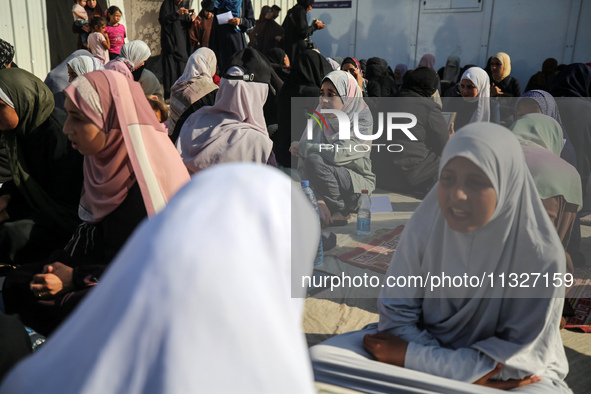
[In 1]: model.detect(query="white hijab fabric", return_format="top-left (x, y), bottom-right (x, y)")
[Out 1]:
top-left (0, 163), bottom-right (318, 394)
top-left (461, 67), bottom-right (490, 123)
top-left (118, 40), bottom-right (151, 70)
top-left (176, 67), bottom-right (273, 173)
top-left (378, 123), bottom-right (568, 382)
top-left (173, 47), bottom-right (217, 86)
top-left (67, 56), bottom-right (105, 77)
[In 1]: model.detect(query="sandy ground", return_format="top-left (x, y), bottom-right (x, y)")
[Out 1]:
top-left (303, 190), bottom-right (591, 394)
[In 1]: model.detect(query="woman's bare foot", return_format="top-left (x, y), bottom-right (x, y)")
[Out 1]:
top-left (317, 200), bottom-right (332, 228)
top-left (332, 211), bottom-right (350, 222)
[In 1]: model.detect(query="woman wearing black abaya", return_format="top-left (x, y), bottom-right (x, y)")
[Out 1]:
top-left (282, 0), bottom-right (325, 63)
top-left (208, 0), bottom-right (255, 74)
top-left (0, 69), bottom-right (83, 265)
top-left (365, 57), bottom-right (398, 97)
top-left (248, 6), bottom-right (284, 57)
top-left (274, 50), bottom-right (332, 168)
top-left (159, 0), bottom-right (196, 99)
top-left (267, 48), bottom-right (290, 83)
top-left (550, 63), bottom-right (591, 210)
top-left (371, 67), bottom-right (449, 197)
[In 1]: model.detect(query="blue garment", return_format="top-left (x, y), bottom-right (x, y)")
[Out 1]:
top-left (215, 0), bottom-right (243, 17)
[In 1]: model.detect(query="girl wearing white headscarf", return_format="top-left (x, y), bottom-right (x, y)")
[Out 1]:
top-left (169, 47), bottom-right (219, 138)
top-left (66, 56), bottom-right (104, 82)
top-left (291, 70), bottom-right (375, 226)
top-left (311, 123), bottom-right (571, 393)
top-left (176, 48), bottom-right (274, 173)
top-left (0, 163), bottom-right (318, 394)
top-left (459, 66), bottom-right (492, 125)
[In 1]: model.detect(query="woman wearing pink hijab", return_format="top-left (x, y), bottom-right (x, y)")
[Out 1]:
top-left (2, 70), bottom-right (190, 336)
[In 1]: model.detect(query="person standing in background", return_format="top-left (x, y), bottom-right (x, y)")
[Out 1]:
top-left (208, 0), bottom-right (255, 73)
top-left (189, 1), bottom-right (215, 52)
top-left (159, 0), bottom-right (196, 99)
top-left (283, 0), bottom-right (325, 63)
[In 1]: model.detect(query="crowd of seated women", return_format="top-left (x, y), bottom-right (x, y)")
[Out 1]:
top-left (0, 31), bottom-right (590, 393)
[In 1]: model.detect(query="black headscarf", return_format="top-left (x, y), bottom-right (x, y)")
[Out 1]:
top-left (85, 1), bottom-right (104, 19)
top-left (402, 67), bottom-right (440, 97)
top-left (297, 0), bottom-right (314, 7)
top-left (0, 39), bottom-right (15, 70)
top-left (550, 63), bottom-right (591, 98)
top-left (365, 57), bottom-right (388, 81)
top-left (289, 50), bottom-right (333, 95)
top-left (268, 48), bottom-right (287, 66)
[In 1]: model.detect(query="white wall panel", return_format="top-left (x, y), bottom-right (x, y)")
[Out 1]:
top-left (0, 0), bottom-right (50, 80)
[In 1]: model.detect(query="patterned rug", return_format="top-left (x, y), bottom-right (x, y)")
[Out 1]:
top-left (336, 226), bottom-right (404, 274)
top-left (565, 266), bottom-right (591, 332)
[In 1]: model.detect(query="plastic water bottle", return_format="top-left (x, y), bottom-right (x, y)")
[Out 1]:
top-left (25, 327), bottom-right (46, 352)
top-left (357, 189), bottom-right (371, 236)
top-left (301, 180), bottom-right (324, 266)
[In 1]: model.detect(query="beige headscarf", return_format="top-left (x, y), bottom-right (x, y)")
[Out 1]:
top-left (492, 52), bottom-right (511, 82)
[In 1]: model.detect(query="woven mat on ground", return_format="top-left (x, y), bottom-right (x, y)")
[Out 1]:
top-left (334, 226), bottom-right (404, 274)
top-left (565, 266), bottom-right (591, 332)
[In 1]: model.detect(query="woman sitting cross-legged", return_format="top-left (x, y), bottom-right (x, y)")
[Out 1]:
top-left (2, 70), bottom-right (190, 336)
top-left (311, 123), bottom-right (571, 393)
top-left (290, 70), bottom-right (375, 227)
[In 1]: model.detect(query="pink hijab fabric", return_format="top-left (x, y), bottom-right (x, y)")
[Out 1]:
top-left (418, 54), bottom-right (436, 70)
top-left (64, 70), bottom-right (190, 222)
top-left (104, 60), bottom-right (133, 80)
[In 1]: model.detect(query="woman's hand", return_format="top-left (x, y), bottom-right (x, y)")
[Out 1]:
top-left (490, 83), bottom-right (503, 97)
top-left (30, 262), bottom-right (74, 298)
top-left (315, 20), bottom-right (326, 30)
top-left (317, 199), bottom-right (333, 228)
top-left (473, 363), bottom-right (541, 390)
top-left (448, 122), bottom-right (455, 137)
top-left (348, 68), bottom-right (364, 89)
top-left (228, 17), bottom-right (241, 26)
top-left (363, 332), bottom-right (408, 367)
top-left (289, 141), bottom-right (300, 157)
top-left (177, 7), bottom-right (189, 16)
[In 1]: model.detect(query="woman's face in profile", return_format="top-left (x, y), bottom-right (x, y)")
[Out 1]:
top-left (319, 80), bottom-right (343, 112)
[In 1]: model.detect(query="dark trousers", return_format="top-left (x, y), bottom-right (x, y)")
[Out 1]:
top-left (304, 154), bottom-right (358, 214)
top-left (162, 54), bottom-right (187, 100)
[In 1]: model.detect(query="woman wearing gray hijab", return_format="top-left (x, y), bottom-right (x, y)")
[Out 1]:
top-left (311, 123), bottom-right (571, 393)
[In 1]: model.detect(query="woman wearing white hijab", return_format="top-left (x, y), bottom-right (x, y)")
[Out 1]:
top-left (66, 56), bottom-right (105, 82)
top-left (176, 47), bottom-right (275, 173)
top-left (169, 47), bottom-right (219, 138)
top-left (0, 163), bottom-right (318, 394)
top-left (457, 66), bottom-right (493, 126)
top-left (311, 123), bottom-right (571, 393)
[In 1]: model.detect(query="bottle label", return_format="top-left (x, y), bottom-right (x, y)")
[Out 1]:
top-left (357, 217), bottom-right (370, 233)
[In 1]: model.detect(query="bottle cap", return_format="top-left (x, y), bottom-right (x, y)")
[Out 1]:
top-left (301, 180), bottom-right (310, 187)
top-left (361, 189), bottom-right (369, 194)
